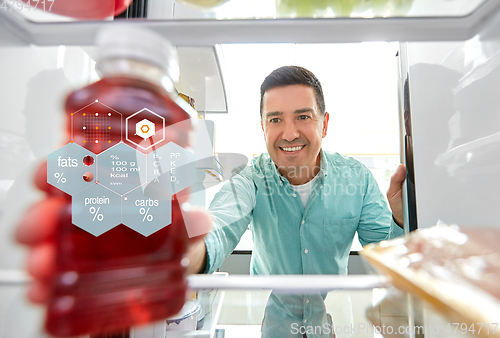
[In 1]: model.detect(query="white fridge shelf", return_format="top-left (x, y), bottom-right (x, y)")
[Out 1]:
top-left (1, 0), bottom-right (500, 47)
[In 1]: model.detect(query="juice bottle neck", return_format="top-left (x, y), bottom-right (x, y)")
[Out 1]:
top-left (97, 58), bottom-right (176, 94)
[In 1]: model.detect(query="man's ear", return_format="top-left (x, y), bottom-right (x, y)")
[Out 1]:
top-left (322, 112), bottom-right (330, 138)
top-left (261, 120), bottom-right (266, 140)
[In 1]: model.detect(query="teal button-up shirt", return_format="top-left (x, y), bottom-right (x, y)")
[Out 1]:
top-left (204, 150), bottom-right (404, 337)
top-left (204, 150), bottom-right (404, 276)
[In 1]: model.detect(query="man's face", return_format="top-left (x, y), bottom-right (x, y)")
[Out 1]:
top-left (261, 84), bottom-right (329, 180)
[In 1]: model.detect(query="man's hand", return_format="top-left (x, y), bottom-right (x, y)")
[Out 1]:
top-left (16, 199), bottom-right (212, 304)
top-left (16, 162), bottom-right (212, 304)
top-left (387, 164), bottom-right (406, 228)
top-left (179, 202), bottom-right (211, 274)
top-left (16, 196), bottom-right (63, 304)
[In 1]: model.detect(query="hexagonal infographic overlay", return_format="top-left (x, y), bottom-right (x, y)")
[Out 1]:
top-left (47, 141), bottom-right (195, 236)
top-left (49, 104), bottom-right (198, 236)
top-left (97, 143), bottom-right (147, 195)
top-left (72, 185), bottom-right (121, 236)
top-left (47, 143), bottom-right (97, 196)
top-left (122, 187), bottom-right (172, 237)
top-left (70, 100), bottom-right (122, 153)
top-left (147, 142), bottom-right (196, 196)
top-left (126, 108), bottom-right (165, 151)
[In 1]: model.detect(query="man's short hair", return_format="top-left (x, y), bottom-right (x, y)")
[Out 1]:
top-left (260, 66), bottom-right (326, 119)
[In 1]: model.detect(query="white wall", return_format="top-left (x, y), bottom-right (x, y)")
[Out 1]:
top-left (0, 43), bottom-right (97, 337)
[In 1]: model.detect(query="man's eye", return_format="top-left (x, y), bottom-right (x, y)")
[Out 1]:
top-left (298, 115), bottom-right (310, 120)
top-left (269, 118), bottom-right (280, 123)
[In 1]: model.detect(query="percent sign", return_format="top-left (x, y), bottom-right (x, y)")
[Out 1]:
top-left (89, 207), bottom-right (104, 221)
top-left (139, 208), bottom-right (153, 222)
top-left (54, 172), bottom-right (66, 183)
top-left (111, 155), bottom-right (119, 159)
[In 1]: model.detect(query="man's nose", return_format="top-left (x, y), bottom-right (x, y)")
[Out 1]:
top-left (282, 121), bottom-right (300, 141)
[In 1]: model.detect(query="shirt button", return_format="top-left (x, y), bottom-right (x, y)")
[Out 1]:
top-left (293, 193), bottom-right (297, 197)
top-left (304, 249), bottom-right (308, 254)
top-left (301, 220), bottom-right (305, 225)
top-left (304, 319), bottom-right (307, 324)
top-left (306, 299), bottom-right (310, 304)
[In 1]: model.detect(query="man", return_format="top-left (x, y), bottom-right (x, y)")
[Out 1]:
top-left (183, 66), bottom-right (406, 337)
top-left (17, 66), bottom-right (406, 336)
top-left (187, 66), bottom-right (405, 277)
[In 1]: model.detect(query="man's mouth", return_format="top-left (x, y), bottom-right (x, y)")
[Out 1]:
top-left (279, 145), bottom-right (305, 152)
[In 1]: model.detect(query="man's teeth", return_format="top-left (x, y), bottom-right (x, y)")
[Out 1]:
top-left (282, 146), bottom-right (304, 152)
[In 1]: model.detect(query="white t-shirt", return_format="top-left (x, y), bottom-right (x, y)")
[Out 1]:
top-left (290, 174), bottom-right (319, 208)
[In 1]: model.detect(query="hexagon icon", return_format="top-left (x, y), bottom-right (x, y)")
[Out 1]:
top-left (97, 143), bottom-right (147, 195)
top-left (70, 100), bottom-right (122, 153)
top-left (47, 143), bottom-right (97, 195)
top-left (72, 184), bottom-right (121, 236)
top-left (122, 186), bottom-right (172, 236)
top-left (146, 142), bottom-right (196, 195)
top-left (136, 119), bottom-right (155, 139)
top-left (126, 108), bottom-right (165, 151)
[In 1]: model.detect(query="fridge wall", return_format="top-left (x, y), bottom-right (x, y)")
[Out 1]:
top-left (0, 43), bottom-right (97, 337)
top-left (407, 10), bottom-right (500, 228)
top-left (0, 44), bottom-right (97, 270)
top-left (2, 2), bottom-right (500, 337)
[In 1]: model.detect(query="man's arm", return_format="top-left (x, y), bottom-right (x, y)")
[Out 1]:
top-left (187, 240), bottom-right (208, 274)
top-left (357, 165), bottom-right (405, 246)
top-left (196, 167), bottom-right (256, 274)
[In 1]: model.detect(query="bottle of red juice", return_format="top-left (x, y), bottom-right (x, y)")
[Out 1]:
top-left (44, 25), bottom-right (195, 337)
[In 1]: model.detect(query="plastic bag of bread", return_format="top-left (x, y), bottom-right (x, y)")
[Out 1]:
top-left (360, 222), bottom-right (500, 338)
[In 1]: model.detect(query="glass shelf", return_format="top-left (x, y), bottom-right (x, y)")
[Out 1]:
top-left (1, 0), bottom-right (499, 47)
top-left (1, 272), bottom-right (487, 337)
top-left (169, 275), bottom-right (497, 338)
top-left (4, 0), bottom-right (488, 23)
top-left (168, 0), bottom-right (487, 20)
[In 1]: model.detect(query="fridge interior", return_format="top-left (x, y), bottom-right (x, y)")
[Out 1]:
top-left (1, 0), bottom-right (500, 336)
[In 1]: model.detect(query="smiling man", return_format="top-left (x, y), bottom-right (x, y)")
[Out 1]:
top-left (185, 66), bottom-right (406, 337)
top-left (15, 65), bottom-right (406, 338)
top-left (262, 83), bottom-right (328, 186)
top-left (189, 66), bottom-right (405, 277)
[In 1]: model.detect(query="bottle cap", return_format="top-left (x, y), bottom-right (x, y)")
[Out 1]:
top-left (95, 24), bottom-right (179, 83)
